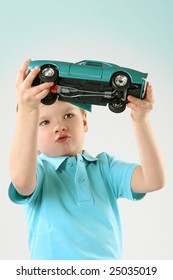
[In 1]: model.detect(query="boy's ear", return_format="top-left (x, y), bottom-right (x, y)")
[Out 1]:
top-left (83, 112), bottom-right (88, 132)
top-left (84, 121), bottom-right (88, 132)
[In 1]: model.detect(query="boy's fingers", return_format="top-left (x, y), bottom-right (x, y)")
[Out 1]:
top-left (127, 95), bottom-right (153, 110)
top-left (33, 82), bottom-right (54, 96)
top-left (128, 82), bottom-right (154, 107)
top-left (35, 88), bottom-right (53, 101)
top-left (128, 95), bottom-right (143, 105)
top-left (16, 59), bottom-right (31, 86)
top-left (145, 83), bottom-right (154, 103)
top-left (23, 66), bottom-right (40, 88)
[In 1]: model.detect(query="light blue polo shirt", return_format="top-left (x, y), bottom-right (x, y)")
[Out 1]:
top-left (8, 151), bottom-right (145, 260)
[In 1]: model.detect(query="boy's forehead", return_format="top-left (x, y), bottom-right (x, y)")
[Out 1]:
top-left (39, 101), bottom-right (91, 112)
top-left (71, 102), bottom-right (92, 112)
top-left (39, 101), bottom-right (81, 113)
top-left (40, 100), bottom-right (92, 112)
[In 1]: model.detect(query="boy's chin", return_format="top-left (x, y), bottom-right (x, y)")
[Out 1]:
top-left (39, 149), bottom-right (83, 158)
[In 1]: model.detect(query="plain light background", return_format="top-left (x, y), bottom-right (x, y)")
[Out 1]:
top-left (0, 0), bottom-right (173, 260)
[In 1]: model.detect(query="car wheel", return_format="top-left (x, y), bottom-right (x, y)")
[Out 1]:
top-left (111, 72), bottom-right (130, 90)
top-left (41, 92), bottom-right (57, 105)
top-left (108, 100), bottom-right (126, 113)
top-left (39, 65), bottom-right (58, 82)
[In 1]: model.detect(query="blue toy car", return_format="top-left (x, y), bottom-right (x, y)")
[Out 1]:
top-left (29, 59), bottom-right (148, 113)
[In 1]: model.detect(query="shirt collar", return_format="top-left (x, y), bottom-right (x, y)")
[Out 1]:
top-left (39, 150), bottom-right (97, 171)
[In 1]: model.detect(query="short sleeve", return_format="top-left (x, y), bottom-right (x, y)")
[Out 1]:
top-left (8, 161), bottom-right (45, 205)
top-left (106, 153), bottom-right (145, 200)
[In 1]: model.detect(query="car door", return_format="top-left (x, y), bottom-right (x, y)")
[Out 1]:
top-left (69, 61), bottom-right (103, 81)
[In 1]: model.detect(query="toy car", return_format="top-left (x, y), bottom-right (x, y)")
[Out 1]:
top-left (29, 59), bottom-right (148, 113)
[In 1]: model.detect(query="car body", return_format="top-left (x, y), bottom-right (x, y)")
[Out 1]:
top-left (29, 59), bottom-right (148, 113)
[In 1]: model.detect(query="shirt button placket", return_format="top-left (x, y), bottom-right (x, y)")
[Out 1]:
top-left (78, 177), bottom-right (84, 184)
top-left (68, 161), bottom-right (73, 168)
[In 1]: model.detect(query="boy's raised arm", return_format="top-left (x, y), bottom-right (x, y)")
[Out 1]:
top-left (10, 60), bottom-right (53, 196)
top-left (127, 83), bottom-right (165, 193)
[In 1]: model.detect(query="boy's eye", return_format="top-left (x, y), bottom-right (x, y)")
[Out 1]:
top-left (64, 113), bottom-right (73, 119)
top-left (39, 120), bottom-right (50, 126)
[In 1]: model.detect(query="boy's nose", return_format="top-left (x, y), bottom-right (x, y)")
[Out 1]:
top-left (53, 123), bottom-right (67, 133)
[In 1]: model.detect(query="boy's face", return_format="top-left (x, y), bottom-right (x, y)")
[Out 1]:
top-left (38, 101), bottom-right (88, 157)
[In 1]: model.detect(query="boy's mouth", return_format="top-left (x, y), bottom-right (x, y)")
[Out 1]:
top-left (55, 135), bottom-right (71, 143)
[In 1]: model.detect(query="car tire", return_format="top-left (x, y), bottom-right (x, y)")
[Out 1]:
top-left (41, 92), bottom-right (57, 105)
top-left (39, 65), bottom-right (58, 83)
top-left (111, 72), bottom-right (131, 90)
top-left (108, 100), bottom-right (126, 113)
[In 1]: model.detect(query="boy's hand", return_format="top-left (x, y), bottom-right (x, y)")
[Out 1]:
top-left (127, 83), bottom-right (154, 122)
top-left (16, 59), bottom-right (53, 111)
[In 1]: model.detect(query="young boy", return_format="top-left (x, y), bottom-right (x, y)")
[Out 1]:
top-left (9, 59), bottom-right (165, 260)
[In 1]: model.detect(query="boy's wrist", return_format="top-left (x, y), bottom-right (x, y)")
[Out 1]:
top-left (130, 109), bottom-right (151, 123)
top-left (131, 116), bottom-right (150, 126)
top-left (17, 105), bottom-right (40, 125)
top-left (17, 102), bottom-right (40, 114)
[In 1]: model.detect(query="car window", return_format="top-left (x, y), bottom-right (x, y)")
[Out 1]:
top-left (77, 61), bottom-right (112, 68)
top-left (85, 62), bottom-right (102, 67)
top-left (77, 61), bottom-right (102, 67)
top-left (77, 61), bottom-right (87, 66)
